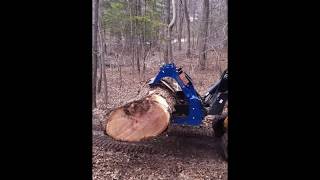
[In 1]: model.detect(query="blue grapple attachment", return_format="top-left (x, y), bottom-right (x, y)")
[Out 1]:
top-left (148, 63), bottom-right (228, 126)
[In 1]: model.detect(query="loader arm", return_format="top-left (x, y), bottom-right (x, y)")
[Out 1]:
top-left (202, 69), bottom-right (228, 115)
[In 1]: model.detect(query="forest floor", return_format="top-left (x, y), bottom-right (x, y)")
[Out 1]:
top-left (93, 49), bottom-right (228, 180)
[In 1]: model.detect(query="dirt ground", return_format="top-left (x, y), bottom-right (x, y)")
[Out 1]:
top-left (93, 50), bottom-right (228, 180)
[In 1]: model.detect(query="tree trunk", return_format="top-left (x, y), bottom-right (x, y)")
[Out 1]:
top-left (129, 0), bottom-right (135, 73)
top-left (183, 0), bottom-right (191, 57)
top-left (143, 0), bottom-right (147, 80)
top-left (136, 0), bottom-right (141, 75)
top-left (95, 0), bottom-right (108, 104)
top-left (177, 0), bottom-right (184, 51)
top-left (97, 58), bottom-right (102, 93)
top-left (105, 86), bottom-right (176, 142)
top-left (168, 0), bottom-right (176, 61)
top-left (97, 1), bottom-right (108, 104)
top-left (92, 58), bottom-right (97, 108)
top-left (100, 34), bottom-right (108, 104)
top-left (163, 0), bottom-right (170, 63)
top-left (92, 0), bottom-right (99, 108)
top-left (198, 0), bottom-right (209, 70)
top-left (102, 38), bottom-right (108, 104)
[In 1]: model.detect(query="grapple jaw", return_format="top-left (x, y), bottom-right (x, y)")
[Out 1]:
top-left (148, 63), bottom-right (205, 126)
top-left (148, 63), bottom-right (228, 126)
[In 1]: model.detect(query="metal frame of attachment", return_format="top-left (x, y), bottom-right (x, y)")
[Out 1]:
top-left (148, 63), bottom-right (205, 126)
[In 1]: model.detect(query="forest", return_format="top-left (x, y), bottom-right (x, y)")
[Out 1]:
top-left (93, 0), bottom-right (227, 108)
top-left (92, 0), bottom-right (228, 179)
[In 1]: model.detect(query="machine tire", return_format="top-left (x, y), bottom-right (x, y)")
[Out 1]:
top-left (220, 130), bottom-right (228, 161)
top-left (212, 115), bottom-right (226, 138)
top-left (212, 114), bottom-right (228, 161)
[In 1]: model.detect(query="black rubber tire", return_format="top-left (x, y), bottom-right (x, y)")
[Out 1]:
top-left (220, 130), bottom-right (228, 161)
top-left (212, 115), bottom-right (226, 138)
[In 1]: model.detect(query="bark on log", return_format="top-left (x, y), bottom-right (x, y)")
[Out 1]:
top-left (105, 85), bottom-right (176, 142)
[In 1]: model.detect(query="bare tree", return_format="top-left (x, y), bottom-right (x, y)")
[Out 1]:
top-left (163, 0), bottom-right (170, 63)
top-left (183, 0), bottom-right (191, 57)
top-left (198, 0), bottom-right (209, 70)
top-left (98, 3), bottom-right (108, 104)
top-left (129, 0), bottom-right (135, 73)
top-left (177, 0), bottom-right (184, 51)
top-left (92, 0), bottom-right (99, 108)
top-left (168, 0), bottom-right (176, 61)
top-left (136, 0), bottom-right (141, 74)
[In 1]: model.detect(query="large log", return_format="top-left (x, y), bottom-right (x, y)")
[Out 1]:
top-left (105, 85), bottom-right (176, 142)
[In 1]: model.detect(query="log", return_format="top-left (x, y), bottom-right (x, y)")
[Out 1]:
top-left (105, 86), bottom-right (176, 142)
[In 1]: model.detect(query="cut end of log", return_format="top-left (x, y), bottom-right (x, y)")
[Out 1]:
top-left (106, 94), bottom-right (171, 142)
